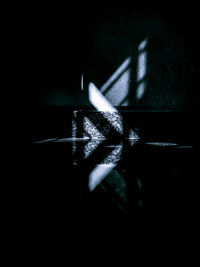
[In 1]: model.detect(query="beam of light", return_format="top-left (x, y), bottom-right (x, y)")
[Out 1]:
top-left (33, 138), bottom-right (58, 144)
top-left (145, 142), bottom-right (178, 147)
top-left (101, 57), bottom-right (131, 93)
top-left (176, 145), bottom-right (193, 149)
top-left (86, 57), bottom-right (141, 189)
top-left (89, 164), bottom-right (116, 191)
top-left (55, 137), bottom-right (90, 143)
top-left (34, 137), bottom-right (91, 144)
top-left (83, 116), bottom-right (106, 159)
top-left (89, 83), bottom-right (123, 134)
top-left (137, 52), bottom-right (147, 81)
top-left (104, 68), bottom-right (131, 106)
top-left (81, 73), bottom-right (84, 90)
top-left (87, 82), bottom-right (140, 190)
top-left (100, 57), bottom-right (131, 107)
top-left (136, 38), bottom-right (148, 100)
top-left (89, 82), bottom-right (117, 112)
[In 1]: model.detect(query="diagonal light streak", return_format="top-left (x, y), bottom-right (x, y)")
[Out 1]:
top-left (89, 82), bottom-right (117, 112)
top-left (76, 54), bottom-right (143, 189)
top-left (88, 77), bottom-right (139, 190)
top-left (100, 57), bottom-right (131, 93)
top-left (89, 82), bottom-right (123, 135)
top-left (136, 38), bottom-right (148, 100)
top-left (104, 68), bottom-right (131, 106)
top-left (89, 164), bottom-right (117, 191)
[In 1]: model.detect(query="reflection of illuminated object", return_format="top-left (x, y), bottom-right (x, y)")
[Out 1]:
top-left (88, 131), bottom-right (139, 191)
top-left (102, 142), bottom-right (123, 164)
top-left (87, 79), bottom-right (139, 190)
top-left (89, 142), bottom-right (122, 190)
top-left (89, 164), bottom-right (116, 191)
top-left (83, 116), bottom-right (106, 159)
top-left (72, 110), bottom-right (139, 164)
top-left (74, 50), bottom-right (149, 188)
top-left (145, 142), bottom-right (178, 147)
top-left (136, 38), bottom-right (148, 100)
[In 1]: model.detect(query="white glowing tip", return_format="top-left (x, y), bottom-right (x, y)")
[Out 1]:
top-left (89, 82), bottom-right (117, 112)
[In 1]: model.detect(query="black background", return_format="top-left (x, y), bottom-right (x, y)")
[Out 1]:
top-left (22, 4), bottom-right (200, 251)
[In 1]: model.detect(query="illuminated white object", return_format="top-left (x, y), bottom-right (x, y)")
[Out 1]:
top-left (89, 82), bottom-right (117, 112)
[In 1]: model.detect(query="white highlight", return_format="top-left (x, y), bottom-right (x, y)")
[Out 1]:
top-left (89, 82), bottom-right (117, 112)
top-left (84, 117), bottom-right (105, 140)
top-left (128, 129), bottom-right (139, 146)
top-left (72, 117), bottom-right (77, 155)
top-left (83, 116), bottom-right (105, 158)
top-left (137, 50), bottom-right (147, 81)
top-left (102, 143), bottom-right (123, 164)
top-left (55, 137), bottom-right (89, 143)
top-left (101, 57), bottom-right (131, 93)
top-left (145, 142), bottom-right (178, 147)
top-left (81, 73), bottom-right (84, 90)
top-left (89, 164), bottom-right (116, 191)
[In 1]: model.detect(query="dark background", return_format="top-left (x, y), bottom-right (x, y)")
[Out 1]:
top-left (25, 5), bottom-right (200, 246)
top-left (29, 5), bottom-right (200, 111)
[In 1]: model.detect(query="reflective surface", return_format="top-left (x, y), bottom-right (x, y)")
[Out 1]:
top-left (31, 109), bottom-right (200, 222)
